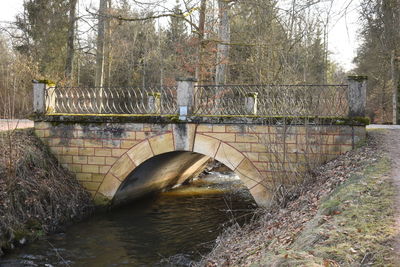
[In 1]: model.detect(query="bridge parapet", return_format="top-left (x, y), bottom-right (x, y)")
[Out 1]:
top-left (32, 76), bottom-right (367, 119)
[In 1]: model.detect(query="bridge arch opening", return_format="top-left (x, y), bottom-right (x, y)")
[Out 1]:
top-left (113, 151), bottom-right (210, 205)
top-left (95, 133), bottom-right (270, 206)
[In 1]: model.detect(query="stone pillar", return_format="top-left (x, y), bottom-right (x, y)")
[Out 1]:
top-left (148, 92), bottom-right (161, 114)
top-left (177, 78), bottom-right (197, 120)
top-left (33, 81), bottom-right (56, 114)
top-left (46, 86), bottom-right (56, 113)
top-left (347, 76), bottom-right (367, 117)
top-left (33, 82), bottom-right (46, 114)
top-left (245, 92), bottom-right (258, 115)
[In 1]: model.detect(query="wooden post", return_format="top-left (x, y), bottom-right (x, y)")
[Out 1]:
top-left (347, 76), bottom-right (368, 117)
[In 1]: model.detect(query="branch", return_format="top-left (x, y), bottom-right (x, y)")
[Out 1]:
top-left (87, 8), bottom-right (200, 34)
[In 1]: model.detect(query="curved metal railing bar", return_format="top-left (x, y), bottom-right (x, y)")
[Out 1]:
top-left (45, 86), bottom-right (178, 115)
top-left (45, 84), bottom-right (348, 117)
top-left (193, 84), bottom-right (348, 117)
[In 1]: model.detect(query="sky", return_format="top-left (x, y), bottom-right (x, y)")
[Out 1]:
top-left (0, 0), bottom-right (362, 71)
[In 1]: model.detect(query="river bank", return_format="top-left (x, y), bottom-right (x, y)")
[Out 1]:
top-left (0, 129), bottom-right (93, 255)
top-left (201, 130), bottom-right (397, 266)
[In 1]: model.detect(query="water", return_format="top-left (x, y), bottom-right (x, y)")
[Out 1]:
top-left (1, 172), bottom-right (256, 266)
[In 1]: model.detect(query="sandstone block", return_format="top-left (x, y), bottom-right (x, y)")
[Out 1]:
top-left (81, 181), bottom-right (100, 191)
top-left (109, 154), bottom-right (136, 181)
top-left (95, 148), bottom-right (112, 157)
top-left (127, 140), bottom-right (154, 166)
top-left (82, 165), bottom-right (99, 174)
top-left (193, 134), bottom-right (221, 157)
top-left (215, 143), bottom-right (245, 170)
top-left (79, 148), bottom-right (95, 156)
top-left (197, 124), bottom-right (213, 132)
top-left (70, 139), bottom-right (84, 147)
top-left (226, 125), bottom-right (245, 133)
top-left (92, 174), bottom-right (105, 182)
top-left (76, 172), bottom-right (92, 181)
top-left (251, 143), bottom-right (268, 153)
top-left (121, 140), bottom-right (140, 149)
top-left (59, 155), bottom-right (73, 164)
top-left (84, 139), bottom-right (102, 148)
top-left (229, 142), bottom-right (251, 152)
top-left (248, 125), bottom-right (268, 134)
top-left (149, 133), bottom-right (174, 155)
top-left (173, 124), bottom-right (197, 151)
top-left (213, 125), bottom-right (225, 132)
top-left (103, 139), bottom-right (121, 148)
top-left (105, 157), bottom-right (118, 165)
top-left (97, 174), bottom-right (122, 199)
top-left (112, 149), bottom-right (127, 157)
top-left (244, 152), bottom-right (258, 161)
top-left (99, 165), bottom-right (111, 174)
top-left (236, 134), bottom-right (258, 143)
top-left (68, 164), bottom-right (82, 172)
top-left (204, 133), bottom-right (235, 142)
top-left (63, 147), bottom-right (79, 155)
top-left (334, 135), bottom-right (352, 145)
top-left (73, 155), bottom-right (87, 164)
top-left (88, 156), bottom-right (105, 165)
top-left (124, 131), bottom-right (136, 139)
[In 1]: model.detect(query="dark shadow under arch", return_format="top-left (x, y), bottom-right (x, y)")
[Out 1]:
top-left (113, 151), bottom-right (209, 205)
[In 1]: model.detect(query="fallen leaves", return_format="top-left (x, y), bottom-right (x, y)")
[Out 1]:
top-left (199, 133), bottom-right (387, 266)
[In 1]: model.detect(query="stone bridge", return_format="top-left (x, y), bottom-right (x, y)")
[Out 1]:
top-left (32, 77), bottom-right (368, 206)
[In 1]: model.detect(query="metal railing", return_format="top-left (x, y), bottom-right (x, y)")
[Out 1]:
top-left (45, 86), bottom-right (177, 115)
top-left (39, 83), bottom-right (350, 117)
top-left (193, 84), bottom-right (349, 117)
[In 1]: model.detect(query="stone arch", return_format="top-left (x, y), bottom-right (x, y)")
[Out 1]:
top-left (95, 132), bottom-right (270, 206)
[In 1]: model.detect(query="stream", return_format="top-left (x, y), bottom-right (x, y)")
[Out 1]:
top-left (0, 171), bottom-right (257, 266)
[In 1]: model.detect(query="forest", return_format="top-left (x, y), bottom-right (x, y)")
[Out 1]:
top-left (0, 0), bottom-right (398, 123)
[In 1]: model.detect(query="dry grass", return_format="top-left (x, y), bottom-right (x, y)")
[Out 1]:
top-left (199, 131), bottom-right (396, 266)
top-left (0, 129), bottom-right (93, 254)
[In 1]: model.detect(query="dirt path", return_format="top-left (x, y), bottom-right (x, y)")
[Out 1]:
top-left (385, 130), bottom-right (400, 261)
top-left (0, 119), bottom-right (33, 131)
top-left (371, 127), bottom-right (400, 261)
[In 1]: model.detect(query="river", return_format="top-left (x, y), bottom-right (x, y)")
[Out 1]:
top-left (0, 171), bottom-right (257, 266)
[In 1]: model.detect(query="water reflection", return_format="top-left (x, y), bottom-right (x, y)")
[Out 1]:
top-left (1, 172), bottom-right (256, 266)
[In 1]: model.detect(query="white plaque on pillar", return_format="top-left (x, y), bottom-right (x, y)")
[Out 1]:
top-left (179, 106), bottom-right (188, 120)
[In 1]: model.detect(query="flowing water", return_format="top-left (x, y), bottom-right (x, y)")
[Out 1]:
top-left (1, 172), bottom-right (257, 266)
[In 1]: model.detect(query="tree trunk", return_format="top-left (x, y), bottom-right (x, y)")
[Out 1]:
top-left (103, 0), bottom-right (112, 88)
top-left (195, 0), bottom-right (207, 84)
top-left (65, 0), bottom-right (78, 80)
top-left (215, 0), bottom-right (230, 85)
top-left (95, 0), bottom-right (107, 87)
top-left (392, 50), bottom-right (399, 124)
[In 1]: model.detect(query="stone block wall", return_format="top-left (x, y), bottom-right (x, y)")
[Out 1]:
top-left (34, 121), bottom-right (366, 206)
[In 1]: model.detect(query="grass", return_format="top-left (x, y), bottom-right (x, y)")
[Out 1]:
top-left (259, 155), bottom-right (396, 266)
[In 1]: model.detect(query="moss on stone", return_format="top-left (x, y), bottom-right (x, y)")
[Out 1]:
top-left (32, 113), bottom-right (370, 126)
top-left (347, 75), bottom-right (368, 82)
top-left (36, 79), bottom-right (56, 86)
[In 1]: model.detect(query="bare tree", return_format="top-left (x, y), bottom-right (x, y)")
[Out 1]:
top-left (103, 0), bottom-right (112, 87)
top-left (65, 0), bottom-right (78, 80)
top-left (196, 0), bottom-right (207, 83)
top-left (215, 0), bottom-right (231, 85)
top-left (95, 0), bottom-right (108, 87)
